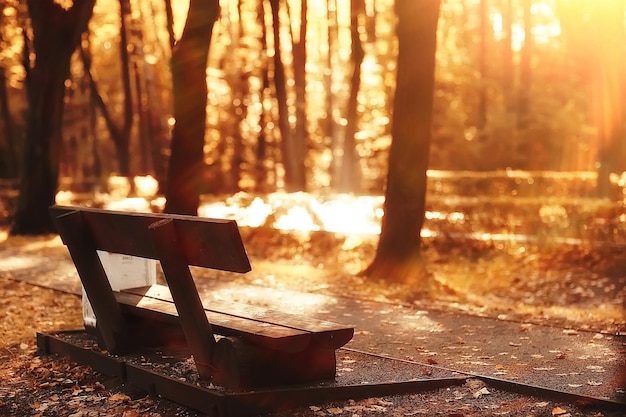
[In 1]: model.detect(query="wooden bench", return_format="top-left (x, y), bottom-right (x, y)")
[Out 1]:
top-left (49, 205), bottom-right (354, 390)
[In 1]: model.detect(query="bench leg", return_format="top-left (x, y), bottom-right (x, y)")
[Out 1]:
top-left (52, 210), bottom-right (129, 353)
top-left (148, 218), bottom-right (217, 379)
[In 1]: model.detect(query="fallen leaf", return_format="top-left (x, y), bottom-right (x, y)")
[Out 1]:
top-left (473, 387), bottom-right (491, 398)
top-left (552, 406), bottom-right (568, 415)
top-left (508, 342), bottom-right (522, 347)
top-left (587, 381), bottom-right (603, 386)
top-left (107, 393), bottom-right (131, 404)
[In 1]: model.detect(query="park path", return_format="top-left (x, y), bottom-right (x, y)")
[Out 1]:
top-left (2, 243), bottom-right (624, 405)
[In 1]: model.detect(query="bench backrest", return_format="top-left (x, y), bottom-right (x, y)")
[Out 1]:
top-left (50, 205), bottom-right (251, 273)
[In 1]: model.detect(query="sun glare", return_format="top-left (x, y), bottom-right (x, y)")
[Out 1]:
top-left (491, 1), bottom-right (562, 52)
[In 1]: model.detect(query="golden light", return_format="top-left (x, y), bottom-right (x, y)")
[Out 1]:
top-left (491, 1), bottom-right (562, 52)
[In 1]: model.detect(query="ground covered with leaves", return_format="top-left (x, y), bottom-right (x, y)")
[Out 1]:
top-left (0, 220), bottom-right (625, 416)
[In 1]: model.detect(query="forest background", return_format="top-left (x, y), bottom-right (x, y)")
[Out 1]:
top-left (0, 0), bottom-right (625, 247)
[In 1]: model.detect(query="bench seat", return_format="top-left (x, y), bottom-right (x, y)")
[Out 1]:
top-left (116, 284), bottom-right (354, 352)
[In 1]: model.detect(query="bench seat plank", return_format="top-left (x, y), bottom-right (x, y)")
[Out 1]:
top-left (118, 285), bottom-right (354, 351)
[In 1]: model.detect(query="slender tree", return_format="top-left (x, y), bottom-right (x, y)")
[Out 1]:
top-left (269, 0), bottom-right (306, 191)
top-left (164, 0), bottom-right (220, 215)
top-left (255, 0), bottom-right (271, 191)
top-left (501, 0), bottom-right (514, 113)
top-left (362, 0), bottom-right (441, 289)
top-left (0, 66), bottom-right (17, 179)
top-left (336, 0), bottom-right (365, 192)
top-left (11, 0), bottom-right (95, 235)
top-left (587, 0), bottom-right (624, 198)
top-left (291, 0), bottom-right (308, 192)
top-left (517, 0), bottom-right (532, 130)
top-left (327, 0), bottom-right (340, 184)
top-left (477, 0), bottom-right (488, 134)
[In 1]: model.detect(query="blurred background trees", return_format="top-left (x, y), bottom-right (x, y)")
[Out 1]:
top-left (0, 0), bottom-right (624, 224)
top-left (10, 0), bottom-right (95, 234)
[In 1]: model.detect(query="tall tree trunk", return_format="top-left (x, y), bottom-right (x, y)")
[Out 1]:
top-left (337, 0), bottom-right (365, 192)
top-left (115, 0), bottom-right (134, 176)
top-left (222, 0), bottom-right (245, 193)
top-left (269, 0), bottom-right (305, 191)
top-left (0, 66), bottom-right (17, 179)
top-left (588, 0), bottom-right (624, 198)
top-left (164, 0), bottom-right (219, 215)
top-left (292, 0), bottom-right (308, 191)
top-left (255, 0), bottom-right (270, 192)
top-left (364, 0), bottom-right (376, 42)
top-left (517, 0), bottom-right (532, 131)
top-left (134, 61), bottom-right (152, 175)
top-left (164, 0), bottom-right (176, 49)
top-left (0, 0), bottom-right (18, 179)
top-left (477, 0), bottom-right (488, 135)
top-left (501, 0), bottom-right (514, 113)
top-left (327, 0), bottom-right (340, 185)
top-left (80, 1), bottom-right (134, 178)
top-left (363, 0), bottom-right (441, 288)
top-left (11, 0), bottom-right (95, 235)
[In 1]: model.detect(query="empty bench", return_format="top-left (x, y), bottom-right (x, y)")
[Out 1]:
top-left (49, 205), bottom-right (354, 390)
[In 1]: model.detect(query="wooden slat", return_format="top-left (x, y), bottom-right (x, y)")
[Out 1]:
top-left (50, 205), bottom-right (251, 273)
top-left (115, 291), bottom-right (312, 352)
top-left (148, 218), bottom-right (216, 379)
top-left (121, 285), bottom-right (354, 350)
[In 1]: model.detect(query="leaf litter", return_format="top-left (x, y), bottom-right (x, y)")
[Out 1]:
top-left (0, 226), bottom-right (625, 416)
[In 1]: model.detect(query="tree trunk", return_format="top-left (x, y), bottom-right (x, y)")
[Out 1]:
top-left (336, 0), bottom-right (365, 193)
top-left (164, 0), bottom-right (176, 49)
top-left (115, 0), bottom-right (134, 177)
top-left (327, 0), bottom-right (340, 186)
top-left (164, 0), bottom-right (219, 215)
top-left (80, 1), bottom-right (134, 178)
top-left (291, 0), bottom-right (308, 191)
top-left (477, 0), bottom-right (488, 135)
top-left (588, 1), bottom-right (624, 198)
top-left (362, 0), bottom-right (441, 288)
top-left (11, 0), bottom-right (95, 235)
top-left (255, 0), bottom-right (271, 192)
top-left (0, 66), bottom-right (18, 179)
top-left (501, 0), bottom-right (514, 113)
top-left (269, 0), bottom-right (306, 192)
top-left (517, 0), bottom-right (532, 131)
